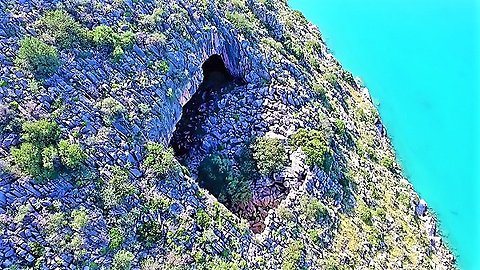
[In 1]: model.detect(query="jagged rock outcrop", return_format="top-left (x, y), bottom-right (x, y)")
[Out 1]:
top-left (0, 0), bottom-right (455, 269)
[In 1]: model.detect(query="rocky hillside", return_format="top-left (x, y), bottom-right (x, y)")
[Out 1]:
top-left (0, 0), bottom-right (455, 269)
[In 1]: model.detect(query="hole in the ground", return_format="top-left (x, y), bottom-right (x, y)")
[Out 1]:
top-left (171, 54), bottom-right (236, 157)
top-left (171, 54), bottom-right (250, 199)
top-left (171, 54), bottom-right (284, 233)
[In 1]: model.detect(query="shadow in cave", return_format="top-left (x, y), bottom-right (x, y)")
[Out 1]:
top-left (170, 54), bottom-right (242, 160)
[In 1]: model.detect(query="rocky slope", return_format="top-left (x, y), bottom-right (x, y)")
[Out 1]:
top-left (0, 0), bottom-right (455, 269)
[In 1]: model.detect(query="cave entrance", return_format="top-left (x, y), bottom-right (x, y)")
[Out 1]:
top-left (170, 54), bottom-right (237, 159)
top-left (200, 54), bottom-right (233, 90)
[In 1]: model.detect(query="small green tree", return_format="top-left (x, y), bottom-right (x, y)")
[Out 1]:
top-left (289, 129), bottom-right (332, 171)
top-left (11, 143), bottom-right (44, 178)
top-left (109, 227), bottom-right (124, 250)
top-left (21, 119), bottom-right (61, 147)
top-left (251, 136), bottom-right (287, 176)
top-left (198, 151), bottom-right (253, 204)
top-left (58, 139), bottom-right (86, 168)
top-left (15, 37), bottom-right (60, 78)
top-left (112, 250), bottom-right (134, 270)
top-left (36, 10), bottom-right (84, 48)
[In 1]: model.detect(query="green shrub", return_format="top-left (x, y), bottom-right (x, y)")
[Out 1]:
top-left (89, 25), bottom-right (114, 46)
top-left (96, 97), bottom-right (126, 121)
top-left (15, 37), bottom-right (60, 78)
top-left (334, 119), bottom-right (346, 135)
top-left (137, 221), bottom-right (163, 243)
top-left (195, 209), bottom-right (211, 229)
top-left (41, 145), bottom-right (58, 171)
top-left (109, 227), bottom-right (124, 250)
top-left (324, 73), bottom-right (338, 87)
top-left (58, 139), bottom-right (86, 168)
top-left (102, 167), bottom-right (136, 208)
top-left (36, 10), bottom-right (84, 48)
top-left (87, 25), bottom-right (134, 59)
top-left (11, 142), bottom-right (58, 180)
top-left (289, 129), bottom-right (332, 171)
top-left (28, 241), bottom-right (45, 258)
top-left (45, 212), bottom-right (66, 234)
top-left (71, 207), bottom-right (88, 231)
top-left (112, 250), bottom-right (134, 270)
top-left (144, 142), bottom-right (178, 176)
top-left (22, 119), bottom-right (60, 147)
top-left (312, 82), bottom-right (328, 104)
top-left (198, 154), bottom-right (232, 198)
top-left (380, 156), bottom-right (395, 171)
top-left (358, 205), bottom-right (373, 226)
top-left (11, 143), bottom-right (42, 177)
top-left (282, 240), bottom-right (304, 270)
top-left (14, 204), bottom-right (31, 223)
top-left (251, 136), bottom-right (287, 176)
top-left (300, 195), bottom-right (328, 221)
top-left (12, 119), bottom-right (85, 179)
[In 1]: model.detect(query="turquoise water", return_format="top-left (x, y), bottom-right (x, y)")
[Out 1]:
top-left (288, 0), bottom-right (480, 269)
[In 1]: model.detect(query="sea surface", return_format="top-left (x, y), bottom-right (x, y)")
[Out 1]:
top-left (288, 0), bottom-right (480, 269)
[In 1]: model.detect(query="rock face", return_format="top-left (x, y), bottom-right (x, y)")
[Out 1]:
top-left (0, 0), bottom-right (456, 269)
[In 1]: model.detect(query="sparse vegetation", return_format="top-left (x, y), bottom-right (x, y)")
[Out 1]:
top-left (282, 240), bottom-right (304, 270)
top-left (358, 204), bottom-right (373, 226)
top-left (96, 97), bottom-right (126, 122)
top-left (137, 221), bottom-right (163, 244)
top-left (300, 195), bottom-right (328, 221)
top-left (71, 207), bottom-right (89, 231)
top-left (102, 166), bottom-right (136, 208)
top-left (226, 12), bottom-right (255, 37)
top-left (109, 227), bottom-right (125, 250)
top-left (380, 155), bottom-right (395, 171)
top-left (334, 119), bottom-right (346, 135)
top-left (144, 142), bottom-right (178, 176)
top-left (195, 209), bottom-right (211, 229)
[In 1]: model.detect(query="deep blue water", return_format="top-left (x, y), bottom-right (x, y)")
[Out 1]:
top-left (289, 0), bottom-right (480, 269)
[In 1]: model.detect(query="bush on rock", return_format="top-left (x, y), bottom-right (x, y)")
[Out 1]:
top-left (289, 128), bottom-right (332, 171)
top-left (15, 37), bottom-right (60, 79)
top-left (36, 10), bottom-right (84, 48)
top-left (251, 136), bottom-right (287, 176)
top-left (11, 119), bottom-right (86, 181)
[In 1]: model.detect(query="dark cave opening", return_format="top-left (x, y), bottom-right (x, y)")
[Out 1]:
top-left (169, 55), bottom-right (283, 233)
top-left (171, 55), bottom-right (237, 157)
top-left (170, 54), bottom-right (244, 202)
top-left (170, 53), bottom-right (242, 163)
